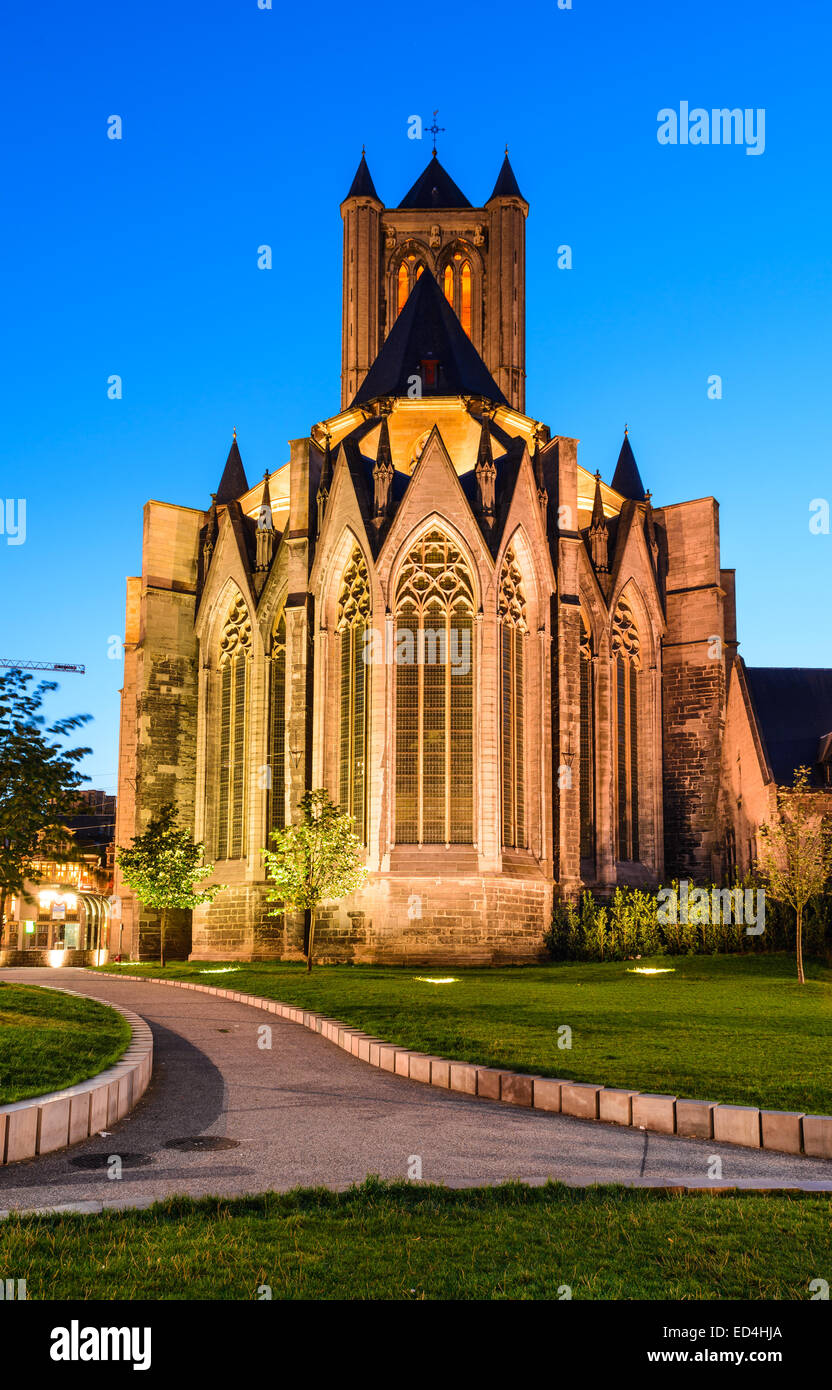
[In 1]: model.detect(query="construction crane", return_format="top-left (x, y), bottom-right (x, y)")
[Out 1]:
top-left (0, 659), bottom-right (85, 674)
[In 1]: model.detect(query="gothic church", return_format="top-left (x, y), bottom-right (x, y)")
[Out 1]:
top-left (114, 148), bottom-right (832, 962)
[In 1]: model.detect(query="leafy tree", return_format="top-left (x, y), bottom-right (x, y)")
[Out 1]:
top-left (262, 789), bottom-right (367, 972)
top-left (0, 669), bottom-right (91, 945)
top-left (758, 767), bottom-right (832, 984)
top-left (117, 804), bottom-right (223, 966)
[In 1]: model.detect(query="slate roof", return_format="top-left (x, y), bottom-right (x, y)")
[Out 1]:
top-left (488, 153), bottom-right (524, 201)
top-left (345, 152), bottom-right (380, 201)
top-left (398, 153), bottom-right (472, 209)
top-left (351, 268), bottom-right (507, 407)
top-left (744, 666), bottom-right (832, 785)
top-left (215, 435), bottom-right (249, 503)
top-left (611, 431), bottom-right (646, 501)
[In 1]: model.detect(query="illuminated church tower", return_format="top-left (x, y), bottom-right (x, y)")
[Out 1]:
top-left (341, 149), bottom-right (527, 411)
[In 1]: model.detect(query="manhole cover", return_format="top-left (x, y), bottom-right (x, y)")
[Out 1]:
top-left (163, 1136), bottom-right (239, 1152)
top-left (69, 1153), bottom-right (151, 1170)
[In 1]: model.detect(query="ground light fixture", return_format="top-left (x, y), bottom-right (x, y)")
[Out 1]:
top-left (625, 967), bottom-right (676, 975)
top-left (413, 976), bottom-right (458, 984)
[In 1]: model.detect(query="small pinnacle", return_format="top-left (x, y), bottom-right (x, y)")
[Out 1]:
top-left (594, 470), bottom-right (602, 481)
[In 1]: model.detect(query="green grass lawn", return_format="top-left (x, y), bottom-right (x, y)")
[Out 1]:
top-left (98, 953), bottom-right (832, 1113)
top-left (0, 983), bottom-right (131, 1104)
top-left (1, 1181), bottom-right (829, 1300)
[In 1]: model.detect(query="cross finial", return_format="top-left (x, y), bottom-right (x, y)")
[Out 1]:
top-left (427, 109), bottom-right (445, 156)
top-left (624, 423), bottom-right (628, 435)
top-left (233, 426), bottom-right (237, 440)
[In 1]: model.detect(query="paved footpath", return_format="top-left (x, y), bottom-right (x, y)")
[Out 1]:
top-left (1, 967), bottom-right (830, 1211)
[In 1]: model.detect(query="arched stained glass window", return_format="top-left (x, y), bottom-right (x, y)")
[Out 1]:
top-left (267, 612), bottom-right (286, 836)
top-left (460, 260), bottom-right (472, 336)
top-left (443, 264), bottom-right (454, 306)
top-left (217, 594), bottom-right (251, 860)
top-left (612, 598), bottom-right (640, 861)
top-left (337, 547), bottom-right (371, 843)
top-left (397, 262), bottom-right (409, 315)
top-left (499, 547), bottom-right (527, 849)
top-left (579, 612), bottom-right (595, 860)
top-left (395, 530), bottom-right (475, 845)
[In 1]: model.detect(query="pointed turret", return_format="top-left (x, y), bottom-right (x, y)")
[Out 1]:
top-left (316, 435), bottom-right (333, 537)
top-left (202, 493), bottom-right (219, 571)
top-left (216, 431), bottom-right (249, 504)
top-left (474, 418), bottom-right (496, 522)
top-left (532, 437), bottom-right (548, 515)
top-left (255, 471), bottom-right (275, 574)
top-left (488, 150), bottom-right (525, 202)
top-left (344, 149), bottom-right (381, 202)
top-left (589, 472), bottom-right (609, 574)
top-left (372, 416), bottom-right (395, 525)
top-left (611, 429), bottom-right (646, 502)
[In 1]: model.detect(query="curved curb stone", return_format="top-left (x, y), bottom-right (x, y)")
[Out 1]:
top-left (0, 986), bottom-right (153, 1165)
top-left (95, 973), bottom-right (832, 1161)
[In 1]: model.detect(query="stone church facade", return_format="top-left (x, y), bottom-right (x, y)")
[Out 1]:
top-left (114, 149), bottom-right (832, 963)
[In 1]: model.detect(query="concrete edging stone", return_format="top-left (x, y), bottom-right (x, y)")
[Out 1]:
top-left (86, 973), bottom-right (832, 1161)
top-left (0, 986), bottom-right (153, 1165)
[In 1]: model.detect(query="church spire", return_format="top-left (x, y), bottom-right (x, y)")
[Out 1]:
top-left (372, 416), bottom-right (394, 525)
top-left (487, 151), bottom-right (525, 202)
top-left (215, 432), bottom-right (249, 504)
top-left (611, 428), bottom-right (646, 502)
top-left (344, 149), bottom-right (380, 202)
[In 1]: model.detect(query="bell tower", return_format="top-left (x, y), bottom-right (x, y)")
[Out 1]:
top-left (340, 144), bottom-right (528, 411)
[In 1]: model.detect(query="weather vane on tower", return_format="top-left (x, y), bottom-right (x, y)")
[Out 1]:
top-left (427, 109), bottom-right (445, 156)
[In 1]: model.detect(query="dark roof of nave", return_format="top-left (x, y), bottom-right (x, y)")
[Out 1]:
top-left (351, 268), bottom-right (507, 407)
top-left (610, 432), bottom-right (646, 502)
top-left (744, 666), bottom-right (832, 786)
top-left (215, 436), bottom-right (249, 504)
top-left (488, 153), bottom-right (524, 201)
top-left (398, 153), bottom-right (472, 209)
top-left (345, 151), bottom-right (380, 201)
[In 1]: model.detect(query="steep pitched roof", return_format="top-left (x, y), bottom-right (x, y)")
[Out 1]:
top-left (398, 153), bottom-right (472, 209)
top-left (345, 151), bottom-right (380, 201)
top-left (215, 434), bottom-right (249, 503)
top-left (611, 431), bottom-right (646, 502)
top-left (488, 152), bottom-right (524, 201)
top-left (351, 268), bottom-right (507, 406)
top-left (744, 667), bottom-right (832, 786)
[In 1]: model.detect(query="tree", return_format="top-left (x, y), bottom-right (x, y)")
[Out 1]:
top-left (117, 804), bottom-right (224, 966)
top-left (262, 789), bottom-right (367, 972)
top-left (758, 766), bottom-right (832, 984)
top-left (0, 669), bottom-right (92, 945)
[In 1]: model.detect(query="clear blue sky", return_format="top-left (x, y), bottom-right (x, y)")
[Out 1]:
top-left (1, 0), bottom-right (830, 794)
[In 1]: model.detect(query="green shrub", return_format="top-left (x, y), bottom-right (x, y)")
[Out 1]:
top-left (544, 878), bottom-right (832, 962)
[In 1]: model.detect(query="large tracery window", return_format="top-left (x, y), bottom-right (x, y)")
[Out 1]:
top-left (612, 598), bottom-right (640, 861)
top-left (267, 612), bottom-right (286, 836)
top-left (336, 547), bottom-right (371, 843)
top-left (499, 547), bottom-right (527, 849)
top-left (395, 530), bottom-right (475, 845)
top-left (217, 594), bottom-right (251, 860)
top-left (579, 612), bottom-right (595, 861)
